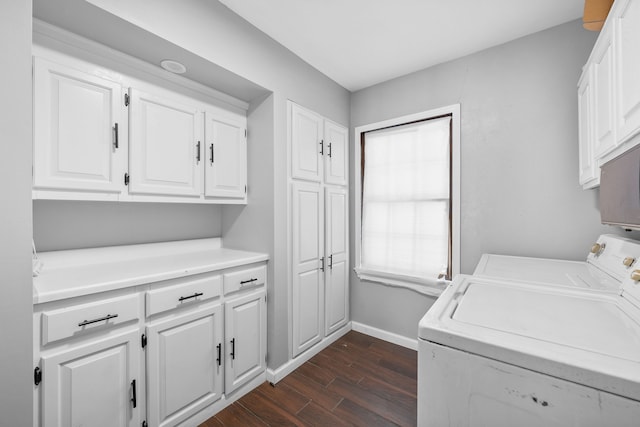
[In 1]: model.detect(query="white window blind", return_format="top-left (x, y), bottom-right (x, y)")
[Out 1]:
top-left (361, 116), bottom-right (451, 281)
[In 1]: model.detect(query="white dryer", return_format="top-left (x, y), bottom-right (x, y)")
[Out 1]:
top-left (418, 270), bottom-right (640, 427)
top-left (473, 234), bottom-right (640, 291)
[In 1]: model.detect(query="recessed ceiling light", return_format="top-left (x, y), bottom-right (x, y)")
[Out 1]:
top-left (160, 59), bottom-right (187, 74)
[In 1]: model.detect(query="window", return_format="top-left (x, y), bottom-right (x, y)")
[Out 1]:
top-left (354, 105), bottom-right (460, 296)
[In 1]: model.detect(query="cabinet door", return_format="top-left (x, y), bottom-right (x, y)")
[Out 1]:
top-left (592, 26), bottom-right (616, 158)
top-left (615, 0), bottom-right (640, 142)
top-left (324, 121), bottom-right (348, 186)
top-left (204, 111), bottom-right (247, 199)
top-left (578, 69), bottom-right (598, 188)
top-left (291, 103), bottom-right (323, 182)
top-left (225, 290), bottom-right (266, 394)
top-left (33, 57), bottom-right (124, 195)
top-left (146, 304), bottom-right (223, 427)
top-left (291, 181), bottom-right (324, 356)
top-left (325, 187), bottom-right (349, 335)
top-left (128, 88), bottom-right (203, 197)
top-left (40, 330), bottom-right (140, 427)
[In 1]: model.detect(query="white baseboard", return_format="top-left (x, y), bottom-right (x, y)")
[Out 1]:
top-left (266, 322), bottom-right (352, 384)
top-left (178, 372), bottom-right (266, 427)
top-left (351, 321), bottom-right (418, 350)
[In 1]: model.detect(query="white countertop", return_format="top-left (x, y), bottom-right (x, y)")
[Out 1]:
top-left (33, 238), bottom-right (268, 304)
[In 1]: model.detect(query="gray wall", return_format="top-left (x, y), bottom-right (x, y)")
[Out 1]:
top-left (33, 0), bottom-right (350, 369)
top-left (34, 201), bottom-right (223, 251)
top-left (349, 20), bottom-right (625, 340)
top-left (0, 1), bottom-right (33, 425)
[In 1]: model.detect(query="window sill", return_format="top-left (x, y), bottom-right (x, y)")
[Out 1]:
top-left (354, 267), bottom-right (448, 297)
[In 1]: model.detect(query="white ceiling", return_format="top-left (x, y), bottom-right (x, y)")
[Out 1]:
top-left (219, 0), bottom-right (585, 92)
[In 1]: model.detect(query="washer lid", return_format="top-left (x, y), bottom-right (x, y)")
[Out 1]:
top-left (473, 254), bottom-right (618, 291)
top-left (453, 281), bottom-right (640, 360)
top-left (420, 275), bottom-right (640, 401)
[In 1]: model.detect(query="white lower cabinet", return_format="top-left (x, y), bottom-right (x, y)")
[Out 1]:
top-left (224, 290), bottom-right (267, 394)
top-left (35, 259), bottom-right (268, 427)
top-left (40, 329), bottom-right (141, 427)
top-left (146, 304), bottom-right (224, 427)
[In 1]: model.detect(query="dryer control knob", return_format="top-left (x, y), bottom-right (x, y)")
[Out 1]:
top-left (623, 257), bottom-right (636, 267)
top-left (591, 243), bottom-right (603, 254)
top-left (631, 270), bottom-right (640, 282)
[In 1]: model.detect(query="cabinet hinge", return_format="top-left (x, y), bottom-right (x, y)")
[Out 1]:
top-left (124, 173), bottom-right (130, 186)
top-left (34, 366), bottom-right (42, 386)
top-left (142, 421), bottom-right (147, 427)
top-left (244, 129), bottom-right (247, 138)
top-left (124, 93), bottom-right (130, 107)
top-left (244, 185), bottom-right (247, 194)
top-left (141, 334), bottom-right (147, 348)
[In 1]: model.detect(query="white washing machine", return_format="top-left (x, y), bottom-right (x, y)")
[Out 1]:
top-left (418, 265), bottom-right (640, 426)
top-left (473, 234), bottom-right (640, 291)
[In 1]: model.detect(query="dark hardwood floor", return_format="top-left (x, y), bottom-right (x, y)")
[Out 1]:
top-left (199, 331), bottom-right (417, 427)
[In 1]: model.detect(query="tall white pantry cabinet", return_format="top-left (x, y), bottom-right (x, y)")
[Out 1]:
top-left (289, 101), bottom-right (349, 358)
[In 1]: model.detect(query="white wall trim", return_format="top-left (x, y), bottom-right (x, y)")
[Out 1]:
top-left (353, 104), bottom-right (461, 291)
top-left (266, 322), bottom-right (351, 384)
top-left (351, 321), bottom-right (418, 351)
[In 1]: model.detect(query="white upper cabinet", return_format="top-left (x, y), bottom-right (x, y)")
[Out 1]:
top-left (33, 57), bottom-right (125, 197)
top-left (204, 110), bottom-right (247, 199)
top-left (128, 88), bottom-right (203, 198)
top-left (615, 0), bottom-right (640, 142)
top-left (592, 24), bottom-right (616, 158)
top-left (324, 120), bottom-right (348, 186)
top-left (32, 49), bottom-right (249, 204)
top-left (578, 68), bottom-right (598, 188)
top-left (290, 102), bottom-right (348, 186)
top-left (291, 103), bottom-right (324, 182)
top-left (578, 0), bottom-right (640, 188)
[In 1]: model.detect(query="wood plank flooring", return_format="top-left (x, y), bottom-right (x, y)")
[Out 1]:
top-left (199, 331), bottom-right (417, 427)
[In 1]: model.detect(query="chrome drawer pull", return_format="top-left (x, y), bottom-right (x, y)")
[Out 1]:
top-left (240, 278), bottom-right (258, 285)
top-left (78, 313), bottom-right (118, 327)
top-left (178, 292), bottom-right (203, 302)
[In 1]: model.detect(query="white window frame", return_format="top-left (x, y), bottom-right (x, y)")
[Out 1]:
top-left (354, 104), bottom-right (460, 297)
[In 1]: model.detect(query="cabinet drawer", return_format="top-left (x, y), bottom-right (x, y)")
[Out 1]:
top-left (41, 294), bottom-right (139, 346)
top-left (224, 265), bottom-right (266, 294)
top-left (146, 274), bottom-right (222, 316)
